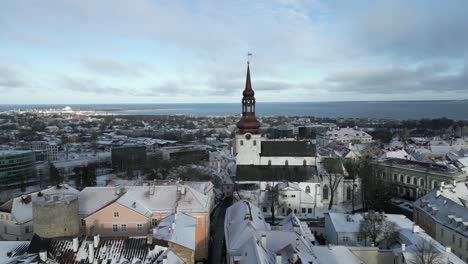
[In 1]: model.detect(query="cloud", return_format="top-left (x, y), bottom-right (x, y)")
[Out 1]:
top-left (78, 57), bottom-right (147, 77)
top-left (324, 63), bottom-right (468, 94)
top-left (60, 75), bottom-right (126, 95)
top-left (345, 0), bottom-right (468, 59)
top-left (0, 65), bottom-right (25, 89)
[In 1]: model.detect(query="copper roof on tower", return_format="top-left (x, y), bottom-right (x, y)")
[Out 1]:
top-left (237, 62), bottom-right (260, 134)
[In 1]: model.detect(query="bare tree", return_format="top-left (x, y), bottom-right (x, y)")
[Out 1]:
top-left (322, 158), bottom-right (344, 210)
top-left (264, 183), bottom-right (286, 225)
top-left (359, 212), bottom-right (398, 247)
top-left (410, 240), bottom-right (443, 264)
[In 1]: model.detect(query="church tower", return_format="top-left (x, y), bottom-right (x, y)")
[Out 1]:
top-left (235, 61), bottom-right (262, 165)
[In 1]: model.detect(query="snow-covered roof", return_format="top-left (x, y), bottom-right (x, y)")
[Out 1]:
top-left (413, 182), bottom-right (468, 238)
top-left (81, 183), bottom-right (212, 218)
top-left (325, 212), bottom-right (364, 233)
top-left (1, 184), bottom-right (79, 224)
top-left (154, 212), bottom-right (196, 250)
top-left (313, 245), bottom-right (364, 264)
top-left (225, 200), bottom-right (271, 251)
top-left (79, 187), bottom-right (121, 216)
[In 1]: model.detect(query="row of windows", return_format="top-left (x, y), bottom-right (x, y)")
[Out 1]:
top-left (441, 228), bottom-right (468, 251)
top-left (262, 207), bottom-right (313, 215)
top-left (239, 140), bottom-right (256, 146)
top-left (112, 223), bottom-right (144, 232)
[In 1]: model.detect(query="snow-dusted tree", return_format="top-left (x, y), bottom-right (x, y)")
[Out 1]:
top-left (359, 212), bottom-right (398, 247)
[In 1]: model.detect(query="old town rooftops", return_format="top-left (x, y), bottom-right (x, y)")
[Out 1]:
top-left (79, 182), bottom-right (212, 217)
top-left (375, 158), bottom-right (464, 174)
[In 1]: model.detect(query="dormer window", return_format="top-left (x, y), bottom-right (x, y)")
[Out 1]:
top-left (113, 212), bottom-right (120, 218)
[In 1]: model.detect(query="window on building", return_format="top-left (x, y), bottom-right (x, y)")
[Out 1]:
top-left (346, 186), bottom-right (352, 200)
top-left (420, 178), bottom-right (425, 187)
top-left (0, 214), bottom-right (3, 219)
top-left (253, 140), bottom-right (256, 146)
top-left (406, 176), bottom-right (411, 184)
top-left (452, 234), bottom-right (455, 243)
top-left (459, 237), bottom-right (462, 248)
top-left (302, 208), bottom-right (306, 214)
top-left (262, 207), bottom-right (267, 212)
top-left (343, 236), bottom-right (349, 242)
top-left (240, 140), bottom-right (244, 146)
top-left (400, 174), bottom-right (404, 182)
top-left (294, 209), bottom-right (297, 214)
top-left (121, 224), bottom-right (127, 232)
top-left (323, 185), bottom-right (329, 200)
top-left (113, 212), bottom-right (119, 218)
top-left (393, 174), bottom-right (397, 181)
top-left (112, 224), bottom-right (118, 232)
top-left (136, 224), bottom-right (143, 232)
top-left (25, 226), bottom-right (30, 233)
top-left (308, 208), bottom-right (312, 214)
top-left (285, 160), bottom-right (289, 166)
top-left (440, 228), bottom-right (444, 238)
top-left (305, 186), bottom-right (311, 193)
top-left (81, 219), bottom-right (86, 226)
top-left (413, 177), bottom-right (417, 185)
top-left (282, 194), bottom-right (288, 198)
top-left (268, 160), bottom-right (271, 166)
top-left (303, 160), bottom-right (307, 166)
top-left (151, 219), bottom-right (158, 227)
top-left (291, 195), bottom-right (296, 198)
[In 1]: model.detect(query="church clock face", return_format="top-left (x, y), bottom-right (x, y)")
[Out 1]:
top-left (245, 133), bottom-right (251, 140)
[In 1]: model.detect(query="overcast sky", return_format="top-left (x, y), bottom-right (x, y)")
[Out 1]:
top-left (1, 0), bottom-right (468, 104)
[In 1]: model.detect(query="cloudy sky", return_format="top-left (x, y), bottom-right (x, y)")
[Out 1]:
top-left (1, 0), bottom-right (467, 104)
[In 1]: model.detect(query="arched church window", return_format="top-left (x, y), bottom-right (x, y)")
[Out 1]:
top-left (305, 186), bottom-right (311, 193)
top-left (346, 186), bottom-right (352, 200)
top-left (285, 160), bottom-right (288, 166)
top-left (323, 185), bottom-right (329, 200)
top-left (268, 160), bottom-right (271, 166)
top-left (303, 159), bottom-right (307, 166)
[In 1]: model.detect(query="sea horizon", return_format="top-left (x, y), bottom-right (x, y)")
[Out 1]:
top-left (1, 101), bottom-right (468, 120)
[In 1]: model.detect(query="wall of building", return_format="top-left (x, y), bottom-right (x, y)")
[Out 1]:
top-left (259, 156), bottom-right (316, 166)
top-left (84, 202), bottom-right (150, 237)
top-left (0, 151), bottom-right (37, 191)
top-left (33, 194), bottom-right (80, 238)
top-left (435, 223), bottom-right (468, 262)
top-left (169, 242), bottom-right (195, 264)
top-left (0, 212), bottom-right (33, 241)
top-left (235, 134), bottom-right (261, 165)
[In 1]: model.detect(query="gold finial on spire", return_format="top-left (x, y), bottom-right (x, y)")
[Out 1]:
top-left (247, 52), bottom-right (252, 65)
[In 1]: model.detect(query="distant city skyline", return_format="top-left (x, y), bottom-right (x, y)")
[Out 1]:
top-left (1, 0), bottom-right (468, 104)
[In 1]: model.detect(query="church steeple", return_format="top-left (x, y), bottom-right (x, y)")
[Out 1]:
top-left (237, 61), bottom-right (260, 134)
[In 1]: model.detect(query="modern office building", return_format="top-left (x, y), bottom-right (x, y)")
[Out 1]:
top-left (0, 151), bottom-right (36, 191)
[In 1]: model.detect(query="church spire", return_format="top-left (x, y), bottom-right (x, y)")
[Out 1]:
top-left (237, 60), bottom-right (260, 134)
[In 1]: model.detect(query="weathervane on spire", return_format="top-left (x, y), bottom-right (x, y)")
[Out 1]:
top-left (247, 52), bottom-right (252, 64)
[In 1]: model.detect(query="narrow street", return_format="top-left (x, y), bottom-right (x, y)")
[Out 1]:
top-left (209, 196), bottom-right (233, 264)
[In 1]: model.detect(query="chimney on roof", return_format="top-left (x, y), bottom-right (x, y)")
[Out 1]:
top-left (72, 237), bottom-right (79, 253)
top-left (276, 253), bottom-right (282, 264)
top-left (39, 250), bottom-right (47, 262)
top-left (401, 243), bottom-right (406, 252)
top-left (445, 247), bottom-right (451, 253)
top-left (261, 234), bottom-right (267, 248)
top-left (147, 233), bottom-right (153, 245)
top-left (88, 243), bottom-right (94, 263)
top-left (412, 225), bottom-right (420, 233)
top-left (93, 234), bottom-right (100, 248)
